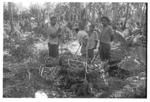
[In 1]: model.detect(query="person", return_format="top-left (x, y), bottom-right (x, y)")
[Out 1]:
top-left (112, 24), bottom-right (127, 48)
top-left (47, 16), bottom-right (61, 58)
top-left (110, 24), bottom-right (128, 64)
top-left (99, 16), bottom-right (113, 63)
top-left (76, 24), bottom-right (89, 57)
top-left (64, 26), bottom-right (72, 43)
top-left (87, 24), bottom-right (98, 63)
top-left (131, 29), bottom-right (146, 65)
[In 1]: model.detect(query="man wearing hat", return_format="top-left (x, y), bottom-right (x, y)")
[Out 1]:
top-left (99, 16), bottom-right (113, 63)
top-left (47, 16), bottom-right (61, 58)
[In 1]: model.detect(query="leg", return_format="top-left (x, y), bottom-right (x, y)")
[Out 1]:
top-left (88, 49), bottom-right (94, 63)
top-left (103, 43), bottom-right (110, 61)
top-left (48, 43), bottom-right (58, 58)
top-left (48, 43), bottom-right (53, 57)
top-left (99, 42), bottom-right (110, 61)
top-left (99, 42), bottom-right (110, 72)
top-left (52, 44), bottom-right (59, 58)
top-left (81, 45), bottom-right (87, 57)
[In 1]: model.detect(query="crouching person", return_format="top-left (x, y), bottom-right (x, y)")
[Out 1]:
top-left (76, 25), bottom-right (89, 57)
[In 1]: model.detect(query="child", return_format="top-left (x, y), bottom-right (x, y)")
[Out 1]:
top-left (87, 24), bottom-right (98, 63)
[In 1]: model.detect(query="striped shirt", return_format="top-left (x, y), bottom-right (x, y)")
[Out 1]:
top-left (47, 24), bottom-right (59, 45)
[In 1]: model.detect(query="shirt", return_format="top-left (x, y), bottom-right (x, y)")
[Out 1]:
top-left (77, 30), bottom-right (89, 55)
top-left (77, 30), bottom-right (89, 44)
top-left (87, 31), bottom-right (98, 49)
top-left (122, 29), bottom-right (130, 38)
top-left (100, 25), bottom-right (113, 44)
top-left (47, 23), bottom-right (59, 45)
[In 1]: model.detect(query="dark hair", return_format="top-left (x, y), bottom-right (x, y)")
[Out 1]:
top-left (50, 16), bottom-right (57, 20)
top-left (90, 24), bottom-right (95, 29)
top-left (101, 16), bottom-right (110, 23)
top-left (75, 28), bottom-right (79, 33)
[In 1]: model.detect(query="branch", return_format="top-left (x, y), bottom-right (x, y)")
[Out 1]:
top-left (123, 3), bottom-right (130, 30)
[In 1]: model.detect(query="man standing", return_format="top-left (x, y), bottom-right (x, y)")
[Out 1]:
top-left (99, 16), bottom-right (113, 62)
top-left (47, 16), bottom-right (61, 58)
top-left (87, 24), bottom-right (98, 63)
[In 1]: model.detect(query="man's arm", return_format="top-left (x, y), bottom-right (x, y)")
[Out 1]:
top-left (57, 27), bottom-right (62, 35)
top-left (93, 31), bottom-right (98, 49)
top-left (94, 40), bottom-right (98, 49)
top-left (107, 26), bottom-right (114, 42)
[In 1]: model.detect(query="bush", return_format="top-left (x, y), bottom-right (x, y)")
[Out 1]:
top-left (10, 45), bottom-right (32, 62)
top-left (37, 50), bottom-right (49, 64)
top-left (5, 34), bottom-right (35, 63)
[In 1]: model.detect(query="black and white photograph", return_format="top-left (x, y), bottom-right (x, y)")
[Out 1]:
top-left (3, 1), bottom-right (147, 98)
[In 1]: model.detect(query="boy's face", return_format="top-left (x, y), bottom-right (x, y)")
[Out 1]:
top-left (101, 18), bottom-right (108, 27)
top-left (89, 25), bottom-right (94, 31)
top-left (50, 17), bottom-right (57, 25)
top-left (75, 28), bottom-right (79, 33)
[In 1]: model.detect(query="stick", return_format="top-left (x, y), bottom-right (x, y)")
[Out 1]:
top-left (27, 69), bottom-right (31, 80)
top-left (98, 61), bottom-right (109, 86)
top-left (39, 66), bottom-right (45, 77)
top-left (91, 51), bottom-right (99, 63)
top-left (91, 40), bottom-right (100, 63)
top-left (84, 45), bottom-right (88, 80)
top-left (68, 59), bottom-right (70, 66)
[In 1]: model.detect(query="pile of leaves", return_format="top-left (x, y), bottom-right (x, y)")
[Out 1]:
top-left (39, 52), bottom-right (134, 97)
top-left (3, 48), bottom-right (146, 98)
top-left (110, 71), bottom-right (146, 98)
top-left (3, 61), bottom-right (54, 98)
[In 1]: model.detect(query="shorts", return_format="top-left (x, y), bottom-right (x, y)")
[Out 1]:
top-left (88, 49), bottom-right (94, 60)
top-left (48, 43), bottom-right (59, 58)
top-left (99, 42), bottom-right (110, 61)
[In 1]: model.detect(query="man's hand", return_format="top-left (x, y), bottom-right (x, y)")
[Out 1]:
top-left (57, 27), bottom-right (61, 34)
top-left (94, 48), bottom-right (98, 54)
top-left (93, 40), bottom-right (98, 49)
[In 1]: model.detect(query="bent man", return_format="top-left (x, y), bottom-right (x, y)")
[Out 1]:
top-left (76, 25), bottom-right (89, 57)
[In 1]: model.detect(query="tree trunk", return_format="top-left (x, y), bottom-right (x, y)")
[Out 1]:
top-left (123, 3), bottom-right (129, 30)
top-left (143, 3), bottom-right (147, 37)
top-left (8, 2), bottom-right (14, 34)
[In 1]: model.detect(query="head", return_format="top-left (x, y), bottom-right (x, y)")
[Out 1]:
top-left (73, 23), bottom-right (79, 33)
top-left (50, 16), bottom-right (57, 26)
top-left (101, 16), bottom-right (110, 27)
top-left (89, 24), bottom-right (95, 32)
top-left (75, 28), bottom-right (79, 33)
top-left (112, 23), bottom-right (117, 30)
